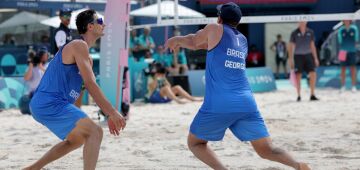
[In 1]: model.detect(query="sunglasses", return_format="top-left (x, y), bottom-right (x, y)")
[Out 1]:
top-left (90, 18), bottom-right (104, 25)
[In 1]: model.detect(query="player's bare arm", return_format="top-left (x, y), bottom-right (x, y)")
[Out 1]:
top-left (288, 42), bottom-right (295, 69)
top-left (166, 23), bottom-right (221, 51)
top-left (69, 40), bottom-right (126, 135)
top-left (310, 41), bottom-right (319, 67)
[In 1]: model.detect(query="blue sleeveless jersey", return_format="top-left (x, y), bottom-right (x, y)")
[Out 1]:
top-left (33, 45), bottom-right (83, 104)
top-left (199, 24), bottom-right (258, 113)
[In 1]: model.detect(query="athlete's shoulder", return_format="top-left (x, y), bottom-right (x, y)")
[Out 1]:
top-left (204, 23), bottom-right (222, 32)
top-left (67, 39), bottom-right (88, 48)
top-left (63, 40), bottom-right (88, 55)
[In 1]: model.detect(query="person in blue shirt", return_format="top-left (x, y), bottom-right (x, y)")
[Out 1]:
top-left (153, 45), bottom-right (173, 68)
top-left (165, 2), bottom-right (310, 170)
top-left (24, 9), bottom-right (126, 170)
top-left (138, 26), bottom-right (156, 53)
top-left (337, 20), bottom-right (359, 92)
top-left (129, 29), bottom-right (140, 58)
top-left (172, 30), bottom-right (189, 75)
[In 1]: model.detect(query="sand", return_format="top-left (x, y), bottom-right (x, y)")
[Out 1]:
top-left (0, 88), bottom-right (359, 170)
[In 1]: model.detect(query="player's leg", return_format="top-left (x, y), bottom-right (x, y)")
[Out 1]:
top-left (159, 85), bottom-right (184, 104)
top-left (230, 111), bottom-right (310, 170)
top-left (187, 133), bottom-right (227, 170)
top-left (24, 118), bottom-right (101, 170)
top-left (188, 111), bottom-right (235, 169)
top-left (251, 137), bottom-right (310, 170)
top-left (171, 85), bottom-right (201, 101)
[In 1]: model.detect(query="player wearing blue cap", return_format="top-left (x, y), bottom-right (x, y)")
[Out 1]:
top-left (166, 2), bottom-right (310, 170)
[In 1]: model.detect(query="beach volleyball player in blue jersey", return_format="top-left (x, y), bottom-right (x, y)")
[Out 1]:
top-left (166, 2), bottom-right (310, 170)
top-left (25, 10), bottom-right (126, 170)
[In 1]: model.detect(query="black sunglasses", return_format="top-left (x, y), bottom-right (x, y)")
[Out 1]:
top-left (90, 18), bottom-right (104, 25)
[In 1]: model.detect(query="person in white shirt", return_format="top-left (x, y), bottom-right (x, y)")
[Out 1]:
top-left (24, 48), bottom-right (49, 97)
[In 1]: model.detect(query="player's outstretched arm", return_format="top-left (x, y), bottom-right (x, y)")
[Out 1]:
top-left (165, 24), bottom-right (220, 51)
top-left (71, 41), bottom-right (126, 136)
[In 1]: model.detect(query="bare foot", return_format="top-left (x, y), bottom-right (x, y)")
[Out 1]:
top-left (297, 163), bottom-right (311, 170)
top-left (175, 99), bottom-right (186, 104)
top-left (190, 97), bottom-right (203, 102)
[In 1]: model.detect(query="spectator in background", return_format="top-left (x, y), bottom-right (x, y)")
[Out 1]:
top-left (53, 8), bottom-right (72, 54)
top-left (172, 29), bottom-right (189, 75)
top-left (146, 64), bottom-right (201, 104)
top-left (153, 45), bottom-right (173, 71)
top-left (138, 26), bottom-right (156, 54)
top-left (247, 44), bottom-right (264, 67)
top-left (288, 21), bottom-right (319, 101)
top-left (2, 33), bottom-right (16, 47)
top-left (144, 50), bottom-right (153, 59)
top-left (37, 35), bottom-right (51, 54)
top-left (270, 34), bottom-right (288, 78)
top-left (129, 29), bottom-right (140, 58)
top-left (338, 20), bottom-right (359, 92)
top-left (24, 48), bottom-right (49, 97)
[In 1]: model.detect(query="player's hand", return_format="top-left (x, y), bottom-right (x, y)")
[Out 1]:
top-left (314, 59), bottom-right (319, 67)
top-left (107, 111), bottom-right (126, 136)
top-left (165, 37), bottom-right (179, 53)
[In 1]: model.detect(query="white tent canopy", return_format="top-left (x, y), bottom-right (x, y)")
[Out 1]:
top-left (41, 8), bottom-right (104, 29)
top-left (130, 1), bottom-right (205, 18)
top-left (0, 11), bottom-right (48, 28)
top-left (0, 11), bottom-right (49, 36)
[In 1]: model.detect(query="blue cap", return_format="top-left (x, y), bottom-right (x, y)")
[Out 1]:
top-left (59, 8), bottom-right (72, 16)
top-left (217, 2), bottom-right (242, 24)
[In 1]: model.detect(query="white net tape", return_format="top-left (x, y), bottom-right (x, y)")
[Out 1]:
top-left (130, 8), bottom-right (360, 30)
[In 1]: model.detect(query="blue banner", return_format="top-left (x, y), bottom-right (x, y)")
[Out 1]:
top-left (188, 67), bottom-right (277, 96)
top-left (0, 77), bottom-right (28, 109)
top-left (0, 47), bottom-right (28, 76)
top-left (316, 66), bottom-right (360, 88)
top-left (246, 67), bottom-right (277, 92)
top-left (129, 58), bottom-right (148, 101)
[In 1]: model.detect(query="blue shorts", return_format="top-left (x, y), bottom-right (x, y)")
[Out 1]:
top-left (190, 110), bottom-right (269, 141)
top-left (148, 91), bottom-right (171, 103)
top-left (340, 52), bottom-right (357, 66)
top-left (30, 97), bottom-right (87, 140)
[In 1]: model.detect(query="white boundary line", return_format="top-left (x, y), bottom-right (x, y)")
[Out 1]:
top-left (130, 12), bottom-right (360, 30)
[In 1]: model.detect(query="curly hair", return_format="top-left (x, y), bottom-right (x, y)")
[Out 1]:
top-left (76, 9), bottom-right (96, 34)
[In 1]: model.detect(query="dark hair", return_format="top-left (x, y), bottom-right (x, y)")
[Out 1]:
top-left (155, 63), bottom-right (167, 74)
top-left (32, 53), bottom-right (42, 66)
top-left (76, 9), bottom-right (96, 34)
top-left (277, 34), bottom-right (282, 38)
top-left (217, 2), bottom-right (242, 27)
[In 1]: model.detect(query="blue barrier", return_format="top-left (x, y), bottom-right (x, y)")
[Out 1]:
top-left (0, 47), bottom-right (28, 76)
top-left (129, 57), bottom-right (148, 102)
top-left (0, 77), bottom-right (28, 109)
top-left (316, 66), bottom-right (360, 89)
